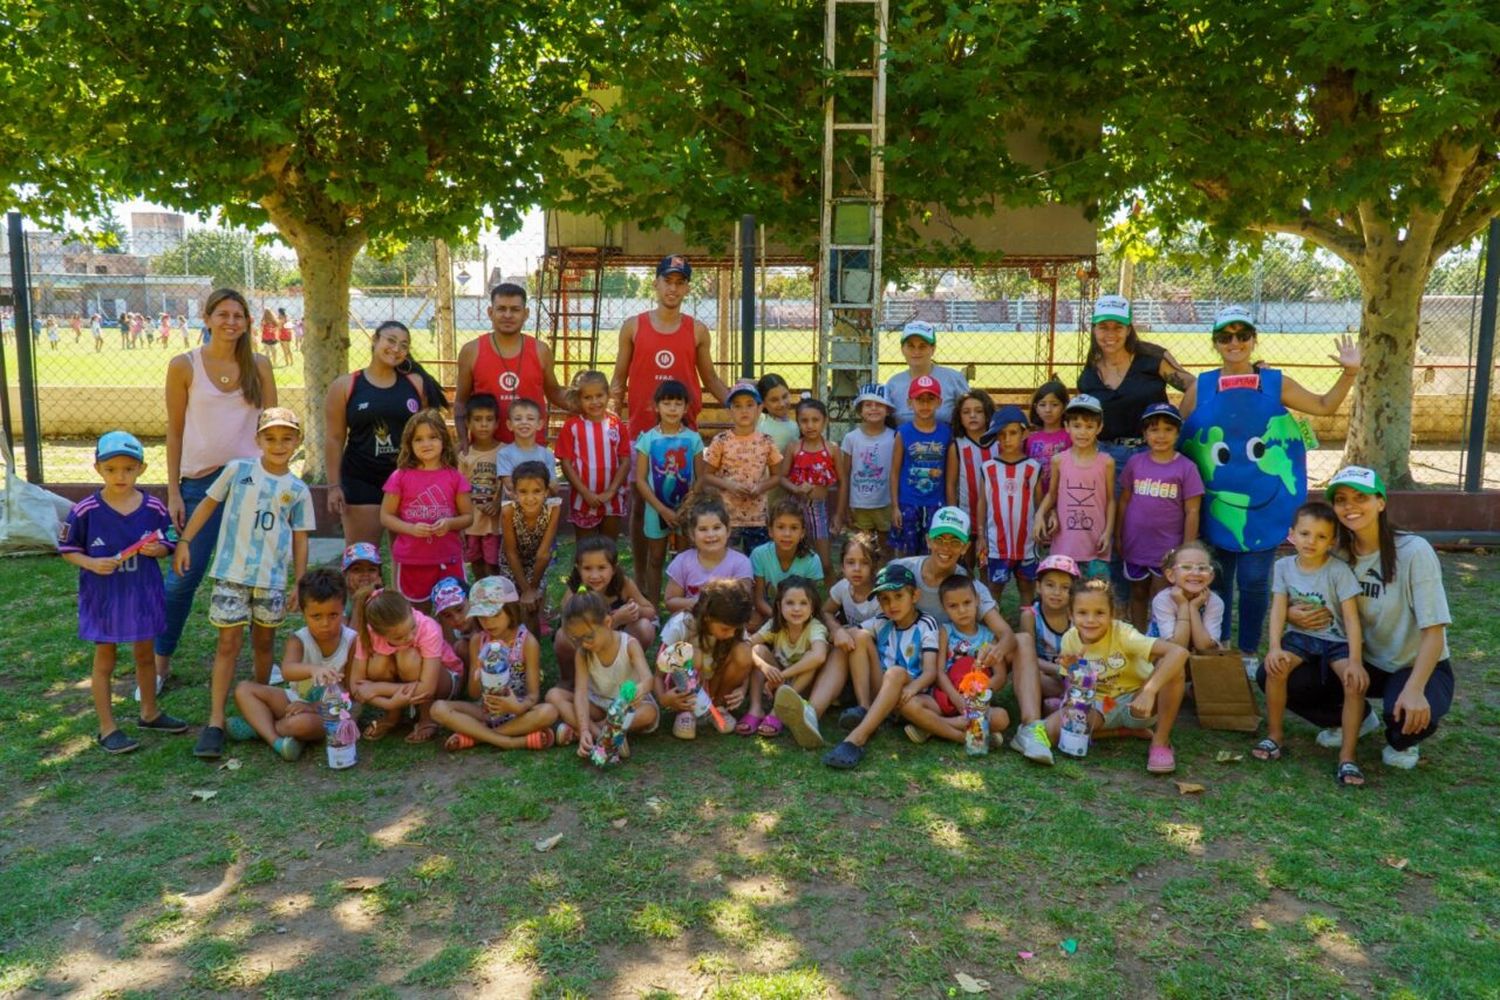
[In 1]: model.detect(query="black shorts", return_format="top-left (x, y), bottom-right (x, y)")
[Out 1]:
top-left (339, 473), bottom-right (388, 506)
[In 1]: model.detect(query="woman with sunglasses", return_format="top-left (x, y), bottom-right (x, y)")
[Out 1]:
top-left (1178, 305), bottom-right (1360, 670)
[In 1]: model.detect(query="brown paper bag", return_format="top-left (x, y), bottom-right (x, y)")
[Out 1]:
top-left (1189, 652), bottom-right (1261, 731)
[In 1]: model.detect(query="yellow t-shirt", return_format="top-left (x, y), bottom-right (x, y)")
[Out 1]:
top-left (1060, 620), bottom-right (1156, 701)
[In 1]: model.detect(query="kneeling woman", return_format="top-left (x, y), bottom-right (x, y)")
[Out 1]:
top-left (1267, 467), bottom-right (1456, 772)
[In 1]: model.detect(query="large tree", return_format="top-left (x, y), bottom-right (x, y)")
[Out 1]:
top-left (1059, 0), bottom-right (1500, 487)
top-left (0, 0), bottom-right (600, 476)
top-left (151, 229), bottom-right (292, 291)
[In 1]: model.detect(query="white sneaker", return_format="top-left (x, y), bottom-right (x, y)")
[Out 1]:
top-left (132, 674), bottom-right (166, 702)
top-left (1382, 744), bottom-right (1420, 770)
top-left (1242, 654), bottom-right (1260, 680)
top-left (1317, 708), bottom-right (1380, 749)
top-left (268, 662), bottom-right (284, 686)
top-left (1010, 721), bottom-right (1055, 765)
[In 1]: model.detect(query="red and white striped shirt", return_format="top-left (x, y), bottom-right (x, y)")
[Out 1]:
top-left (557, 413), bottom-right (630, 526)
top-left (981, 457), bottom-right (1042, 563)
top-left (952, 436), bottom-right (996, 528)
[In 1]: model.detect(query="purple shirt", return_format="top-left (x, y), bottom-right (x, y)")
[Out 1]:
top-left (1119, 452), bottom-right (1204, 569)
top-left (665, 548), bottom-right (753, 601)
top-left (60, 490), bottom-right (176, 643)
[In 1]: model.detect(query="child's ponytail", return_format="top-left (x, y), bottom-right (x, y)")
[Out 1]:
top-left (352, 585), bottom-right (413, 658)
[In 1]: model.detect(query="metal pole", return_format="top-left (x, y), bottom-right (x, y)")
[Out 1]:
top-left (740, 214), bottom-right (756, 381)
top-left (7, 212), bottom-right (42, 482)
top-left (1463, 218), bottom-right (1500, 493)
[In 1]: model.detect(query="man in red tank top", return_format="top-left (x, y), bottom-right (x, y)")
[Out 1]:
top-left (609, 254), bottom-right (731, 578)
top-left (455, 282), bottom-right (572, 446)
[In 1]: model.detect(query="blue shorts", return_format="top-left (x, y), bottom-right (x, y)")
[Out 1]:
top-left (730, 526), bottom-right (769, 555)
top-left (985, 558), bottom-right (1038, 586)
top-left (1281, 631), bottom-right (1350, 671)
top-left (1123, 561), bottom-right (1161, 583)
top-left (889, 504), bottom-right (941, 556)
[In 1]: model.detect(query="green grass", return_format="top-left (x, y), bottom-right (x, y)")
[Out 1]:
top-left (1, 544), bottom-right (1497, 996)
top-left (19, 327), bottom-right (1351, 392)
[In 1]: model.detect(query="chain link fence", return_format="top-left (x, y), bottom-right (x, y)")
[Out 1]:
top-left (3, 221), bottom-right (1493, 487)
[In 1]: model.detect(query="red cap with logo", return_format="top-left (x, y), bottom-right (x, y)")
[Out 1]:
top-left (907, 374), bottom-right (942, 400)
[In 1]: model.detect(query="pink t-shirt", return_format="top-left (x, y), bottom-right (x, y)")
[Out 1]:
top-left (1025, 429), bottom-right (1072, 498)
top-left (383, 466), bottom-right (471, 565)
top-left (355, 610), bottom-right (463, 672)
top-left (666, 548), bottom-right (753, 600)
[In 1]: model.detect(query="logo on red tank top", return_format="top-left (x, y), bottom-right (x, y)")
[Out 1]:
top-left (655, 350), bottom-right (675, 370)
top-left (498, 371), bottom-right (521, 393)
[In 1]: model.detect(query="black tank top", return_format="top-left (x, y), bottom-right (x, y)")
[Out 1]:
top-left (1077, 342), bottom-right (1168, 442)
top-left (342, 369), bottom-right (424, 486)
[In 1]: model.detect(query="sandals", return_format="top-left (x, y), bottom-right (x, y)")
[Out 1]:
top-left (524, 729), bottom-right (555, 751)
top-left (445, 732), bottom-right (477, 753)
top-left (1251, 737), bottom-right (1284, 761)
top-left (363, 717), bottom-right (398, 742)
top-left (756, 715), bottom-right (785, 738)
top-left (405, 721), bottom-right (440, 744)
top-left (1335, 761), bottom-right (1366, 787)
top-left (554, 722), bottom-right (576, 746)
top-left (735, 714), bottom-right (764, 736)
top-left (1146, 745), bottom-right (1177, 774)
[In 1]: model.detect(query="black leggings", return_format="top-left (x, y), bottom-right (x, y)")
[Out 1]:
top-left (1256, 659), bottom-right (1455, 751)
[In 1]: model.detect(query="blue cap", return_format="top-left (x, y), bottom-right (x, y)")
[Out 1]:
top-left (1140, 402), bottom-right (1183, 426)
top-left (980, 404), bottom-right (1029, 446)
top-left (96, 430), bottom-right (144, 464)
top-left (726, 381), bottom-right (762, 405)
top-left (656, 254), bottom-right (692, 279)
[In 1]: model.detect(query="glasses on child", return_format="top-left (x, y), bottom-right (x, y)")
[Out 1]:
top-left (1213, 329), bottom-right (1255, 344)
top-left (1176, 563), bottom-right (1214, 573)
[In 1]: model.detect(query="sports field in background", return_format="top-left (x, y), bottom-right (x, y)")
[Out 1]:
top-left (15, 327), bottom-right (1351, 392)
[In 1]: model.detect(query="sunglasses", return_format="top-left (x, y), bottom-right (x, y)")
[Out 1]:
top-left (1213, 329), bottom-right (1255, 344)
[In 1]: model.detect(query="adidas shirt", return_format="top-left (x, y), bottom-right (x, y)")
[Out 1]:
top-left (206, 458), bottom-right (316, 590)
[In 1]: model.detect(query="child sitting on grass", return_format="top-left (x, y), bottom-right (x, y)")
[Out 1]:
top-left (657, 579), bottom-right (757, 738)
top-left (61, 430), bottom-right (186, 754)
top-left (1040, 578), bottom-right (1189, 774)
top-left (546, 591), bottom-right (659, 758)
top-left (432, 576), bottom-right (558, 752)
top-left (898, 574), bottom-right (1011, 748)
top-left (747, 577), bottom-right (829, 739)
top-left (230, 568), bottom-right (354, 761)
top-left (822, 563), bottom-right (939, 770)
top-left (350, 586), bottom-right (465, 743)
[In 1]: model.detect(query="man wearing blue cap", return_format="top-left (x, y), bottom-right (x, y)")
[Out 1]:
top-left (611, 254), bottom-right (732, 573)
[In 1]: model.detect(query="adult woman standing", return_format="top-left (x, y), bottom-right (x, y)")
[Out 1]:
top-left (152, 288), bottom-right (276, 692)
top-left (1179, 305), bottom-right (1360, 661)
top-left (324, 320), bottom-right (446, 546)
top-left (1076, 295), bottom-right (1191, 474)
top-left (1269, 467), bottom-right (1455, 772)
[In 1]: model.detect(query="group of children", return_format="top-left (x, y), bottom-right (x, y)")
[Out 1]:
top-left (65, 362), bottom-right (1381, 785)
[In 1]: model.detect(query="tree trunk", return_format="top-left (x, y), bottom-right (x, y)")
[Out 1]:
top-left (433, 238), bottom-right (456, 364)
top-left (1342, 252), bottom-right (1431, 490)
top-left (285, 226), bottom-right (364, 481)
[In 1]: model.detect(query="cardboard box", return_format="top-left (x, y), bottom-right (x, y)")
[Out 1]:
top-left (1189, 652), bottom-right (1262, 731)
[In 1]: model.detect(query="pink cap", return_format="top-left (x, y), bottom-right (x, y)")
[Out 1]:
top-left (907, 374), bottom-right (942, 400)
top-left (1036, 554), bottom-right (1081, 579)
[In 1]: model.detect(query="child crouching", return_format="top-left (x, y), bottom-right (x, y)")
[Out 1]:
top-left (546, 591), bottom-right (659, 759)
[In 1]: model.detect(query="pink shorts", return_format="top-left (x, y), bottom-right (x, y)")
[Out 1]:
top-left (463, 533), bottom-right (500, 565)
top-left (395, 561), bottom-right (466, 603)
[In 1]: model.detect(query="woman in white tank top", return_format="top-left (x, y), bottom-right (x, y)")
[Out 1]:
top-left (153, 289), bottom-right (277, 686)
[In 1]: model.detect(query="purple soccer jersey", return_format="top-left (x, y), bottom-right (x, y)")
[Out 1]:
top-left (60, 491), bottom-right (176, 643)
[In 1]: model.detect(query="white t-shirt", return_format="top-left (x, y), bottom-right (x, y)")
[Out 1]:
top-left (840, 426), bottom-right (896, 509)
top-left (1149, 589), bottom-right (1226, 644)
top-left (1351, 535), bottom-right (1451, 673)
top-left (829, 577), bottom-right (880, 629)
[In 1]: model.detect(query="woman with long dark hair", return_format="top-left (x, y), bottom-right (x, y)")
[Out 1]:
top-left (153, 288), bottom-right (277, 694)
top-left (324, 320), bottom-right (447, 547)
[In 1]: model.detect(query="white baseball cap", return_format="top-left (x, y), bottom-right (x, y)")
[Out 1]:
top-left (1091, 295), bottom-right (1132, 325)
top-left (1212, 305), bottom-right (1257, 332)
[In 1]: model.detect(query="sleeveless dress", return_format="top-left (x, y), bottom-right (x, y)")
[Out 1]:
top-left (1048, 449), bottom-right (1112, 563)
top-left (626, 312), bottom-right (702, 440)
top-left (472, 334), bottom-right (547, 444)
top-left (786, 440), bottom-right (840, 540)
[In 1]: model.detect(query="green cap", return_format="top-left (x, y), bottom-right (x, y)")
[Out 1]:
top-left (1326, 465), bottom-right (1386, 499)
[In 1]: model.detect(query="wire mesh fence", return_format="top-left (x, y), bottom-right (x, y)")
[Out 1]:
top-left (2, 220), bottom-right (1493, 487)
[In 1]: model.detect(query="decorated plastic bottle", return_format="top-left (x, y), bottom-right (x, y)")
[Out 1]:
top-left (477, 639), bottom-right (513, 696)
top-left (589, 679), bottom-right (638, 767)
top-left (319, 683), bottom-right (360, 769)
top-left (656, 640), bottom-right (713, 718)
top-left (1057, 655), bottom-right (1096, 758)
top-left (959, 669), bottom-right (992, 756)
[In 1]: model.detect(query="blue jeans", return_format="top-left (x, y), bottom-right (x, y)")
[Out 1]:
top-left (155, 472), bottom-right (224, 657)
top-left (1210, 545), bottom-right (1276, 655)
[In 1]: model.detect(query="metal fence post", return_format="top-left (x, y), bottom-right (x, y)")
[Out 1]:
top-left (6, 212), bottom-right (42, 482)
top-left (1463, 218), bottom-right (1499, 493)
top-left (740, 214), bottom-right (756, 381)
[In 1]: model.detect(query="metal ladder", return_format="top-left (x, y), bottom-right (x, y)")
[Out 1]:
top-left (816, 0), bottom-right (888, 416)
top-left (542, 246), bottom-right (608, 388)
